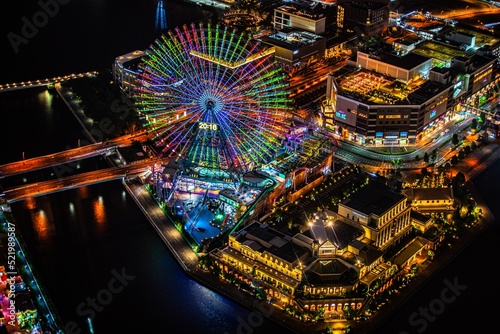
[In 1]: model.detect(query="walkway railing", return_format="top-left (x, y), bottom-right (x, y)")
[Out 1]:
top-left (0, 71), bottom-right (98, 93)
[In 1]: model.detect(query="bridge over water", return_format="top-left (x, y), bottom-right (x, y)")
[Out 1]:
top-left (1, 159), bottom-right (153, 203)
top-left (0, 71), bottom-right (98, 93)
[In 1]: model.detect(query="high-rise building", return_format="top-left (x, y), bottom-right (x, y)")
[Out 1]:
top-left (337, 0), bottom-right (389, 37)
top-left (155, 0), bottom-right (167, 33)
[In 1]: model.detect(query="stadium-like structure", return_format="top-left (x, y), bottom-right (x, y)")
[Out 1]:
top-left (135, 22), bottom-right (336, 250)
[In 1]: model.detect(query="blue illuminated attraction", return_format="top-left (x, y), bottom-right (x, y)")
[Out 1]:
top-left (155, 1), bottom-right (167, 33)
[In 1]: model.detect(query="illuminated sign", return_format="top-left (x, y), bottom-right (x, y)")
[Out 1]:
top-left (400, 132), bottom-right (408, 137)
top-left (473, 66), bottom-right (492, 84)
top-left (336, 110), bottom-right (347, 120)
top-left (386, 115), bottom-right (401, 119)
top-left (430, 109), bottom-right (436, 118)
top-left (198, 122), bottom-right (219, 131)
top-left (454, 75), bottom-right (462, 89)
top-left (353, 211), bottom-right (367, 219)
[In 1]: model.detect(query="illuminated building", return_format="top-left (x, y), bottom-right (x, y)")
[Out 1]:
top-left (409, 210), bottom-right (433, 234)
top-left (211, 222), bottom-right (308, 300)
top-left (274, 4), bottom-right (327, 34)
top-left (326, 56), bottom-right (454, 145)
top-left (112, 50), bottom-right (145, 97)
top-left (403, 187), bottom-right (455, 212)
top-left (155, 0), bottom-right (167, 33)
top-left (337, 179), bottom-right (412, 251)
top-left (336, 0), bottom-right (389, 38)
top-left (451, 54), bottom-right (497, 107)
top-left (259, 28), bottom-right (326, 66)
top-left (355, 50), bottom-right (433, 83)
top-left (212, 178), bottom-right (423, 310)
top-left (391, 236), bottom-right (429, 271)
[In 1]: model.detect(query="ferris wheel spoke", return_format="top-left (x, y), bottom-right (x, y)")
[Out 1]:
top-left (136, 22), bottom-right (292, 176)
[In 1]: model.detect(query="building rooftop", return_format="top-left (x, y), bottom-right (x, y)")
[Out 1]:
top-left (338, 0), bottom-right (388, 11)
top-left (350, 240), bottom-right (385, 266)
top-left (403, 187), bottom-right (454, 202)
top-left (114, 50), bottom-right (145, 69)
top-left (340, 179), bottom-right (406, 217)
top-left (305, 258), bottom-right (359, 285)
top-left (407, 80), bottom-right (449, 105)
top-left (261, 29), bottom-right (324, 50)
top-left (412, 40), bottom-right (470, 67)
top-left (392, 236), bottom-right (428, 267)
top-left (265, 242), bottom-right (310, 265)
top-left (276, 4), bottom-right (325, 21)
top-left (410, 210), bottom-right (432, 224)
top-left (375, 51), bottom-right (432, 71)
top-left (336, 67), bottom-right (428, 105)
top-left (237, 222), bottom-right (309, 265)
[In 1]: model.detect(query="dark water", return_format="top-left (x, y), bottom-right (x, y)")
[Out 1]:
top-left (370, 158), bottom-right (500, 334)
top-left (0, 1), bottom-right (291, 333)
top-left (1, 1), bottom-right (498, 333)
top-left (0, 88), bottom-right (88, 165)
top-left (0, 85), bottom-right (293, 334)
top-left (1, 0), bottom-right (215, 83)
top-left (10, 180), bottom-right (293, 334)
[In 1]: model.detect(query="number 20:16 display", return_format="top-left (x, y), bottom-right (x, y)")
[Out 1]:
top-left (198, 122), bottom-right (219, 131)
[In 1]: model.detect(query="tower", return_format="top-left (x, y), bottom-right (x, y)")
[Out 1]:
top-left (155, 0), bottom-right (167, 33)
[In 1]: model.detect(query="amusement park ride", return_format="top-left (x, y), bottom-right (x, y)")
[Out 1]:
top-left (134, 22), bottom-right (336, 250)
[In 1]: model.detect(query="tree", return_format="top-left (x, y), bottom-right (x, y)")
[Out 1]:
top-left (414, 154), bottom-right (420, 161)
top-left (423, 152), bottom-right (429, 163)
top-left (421, 167), bottom-right (428, 176)
top-left (454, 171), bottom-right (466, 185)
top-left (430, 149), bottom-right (437, 163)
top-left (458, 150), bottom-right (465, 160)
top-left (452, 133), bottom-right (459, 146)
top-left (471, 118), bottom-right (478, 131)
top-left (451, 155), bottom-right (459, 165)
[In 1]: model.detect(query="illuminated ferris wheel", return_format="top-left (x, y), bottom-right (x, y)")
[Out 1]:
top-left (135, 22), bottom-right (292, 180)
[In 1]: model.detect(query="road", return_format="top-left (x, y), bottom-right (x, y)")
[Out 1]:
top-left (3, 159), bottom-right (153, 203)
top-left (333, 115), bottom-right (474, 170)
top-left (0, 132), bottom-right (149, 178)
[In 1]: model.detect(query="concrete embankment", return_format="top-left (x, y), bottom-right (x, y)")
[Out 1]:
top-left (122, 179), bottom-right (199, 272)
top-left (122, 179), bottom-right (320, 333)
top-left (55, 86), bottom-right (96, 144)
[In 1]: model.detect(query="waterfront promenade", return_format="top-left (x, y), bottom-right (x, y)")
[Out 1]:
top-left (122, 178), bottom-right (319, 333)
top-left (120, 141), bottom-right (498, 334)
top-left (53, 74), bottom-right (498, 333)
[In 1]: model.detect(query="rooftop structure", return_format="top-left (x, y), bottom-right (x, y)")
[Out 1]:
top-left (337, 0), bottom-right (389, 37)
top-left (325, 47), bottom-right (458, 145)
top-left (260, 28), bottom-right (326, 66)
top-left (274, 4), bottom-right (326, 34)
top-left (356, 50), bottom-right (433, 82)
top-left (340, 180), bottom-right (406, 217)
top-left (112, 50), bottom-right (145, 97)
top-left (338, 179), bottom-right (412, 250)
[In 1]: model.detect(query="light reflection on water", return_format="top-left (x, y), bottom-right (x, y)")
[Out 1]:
top-left (10, 180), bottom-right (291, 334)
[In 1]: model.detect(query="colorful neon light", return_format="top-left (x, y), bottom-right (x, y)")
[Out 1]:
top-left (135, 22), bottom-right (293, 175)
